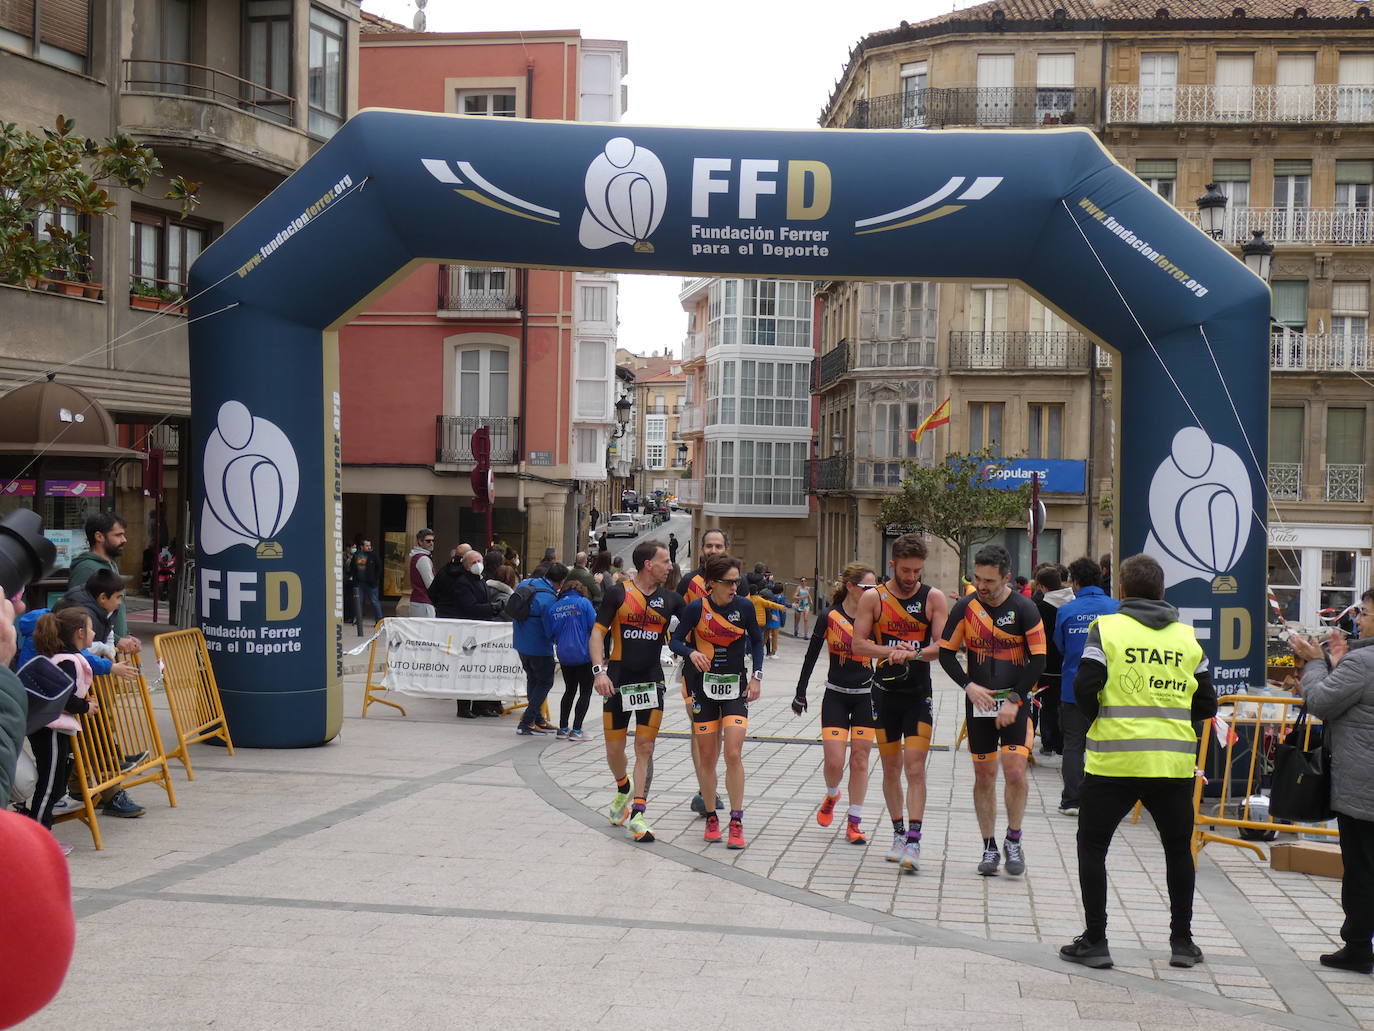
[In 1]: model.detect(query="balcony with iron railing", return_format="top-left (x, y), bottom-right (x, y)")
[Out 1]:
top-left (805, 456), bottom-right (850, 493)
top-left (120, 58), bottom-right (312, 172)
top-left (949, 331), bottom-right (1093, 372)
top-left (435, 415), bottom-right (519, 464)
top-left (1107, 84), bottom-right (1374, 126)
top-left (1271, 332), bottom-right (1374, 373)
top-left (1185, 207), bottom-right (1374, 246)
top-left (846, 87), bottom-right (1097, 129)
top-left (645, 404), bottom-right (670, 415)
top-left (438, 266), bottom-right (521, 317)
top-left (1326, 463), bottom-right (1365, 503)
top-left (1269, 463), bottom-right (1300, 501)
top-left (812, 339), bottom-right (850, 392)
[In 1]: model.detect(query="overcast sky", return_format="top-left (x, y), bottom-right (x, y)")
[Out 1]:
top-left (363, 0), bottom-right (952, 356)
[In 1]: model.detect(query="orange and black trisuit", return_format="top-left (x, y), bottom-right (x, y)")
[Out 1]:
top-left (669, 596), bottom-right (764, 735)
top-left (675, 569), bottom-right (711, 702)
top-left (594, 581), bottom-right (683, 741)
top-left (938, 592), bottom-right (1047, 761)
top-left (796, 603), bottom-right (875, 742)
top-left (869, 582), bottom-right (936, 756)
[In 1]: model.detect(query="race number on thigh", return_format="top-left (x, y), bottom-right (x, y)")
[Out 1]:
top-left (619, 683), bottom-right (659, 711)
top-left (702, 672), bottom-right (741, 701)
top-left (971, 689), bottom-right (1012, 719)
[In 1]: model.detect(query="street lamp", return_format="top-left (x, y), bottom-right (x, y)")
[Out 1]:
top-left (612, 394), bottom-right (633, 439)
top-left (1195, 183), bottom-right (1229, 240)
top-left (831, 431), bottom-right (845, 455)
top-left (1241, 229), bottom-right (1274, 283)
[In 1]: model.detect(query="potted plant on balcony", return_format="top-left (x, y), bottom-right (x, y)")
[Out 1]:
top-left (158, 286), bottom-right (186, 315)
top-left (129, 278), bottom-right (162, 310)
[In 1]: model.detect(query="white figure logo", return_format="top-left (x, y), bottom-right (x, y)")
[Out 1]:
top-left (201, 400), bottom-right (300, 558)
top-left (578, 137), bottom-right (667, 252)
top-left (1143, 426), bottom-right (1251, 588)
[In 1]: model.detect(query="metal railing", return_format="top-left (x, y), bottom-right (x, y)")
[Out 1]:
top-left (812, 339), bottom-right (850, 391)
top-left (1326, 463), bottom-right (1365, 503)
top-left (949, 331), bottom-right (1093, 371)
top-left (1096, 347), bottom-right (1114, 369)
top-left (1186, 206), bottom-right (1374, 246)
top-left (122, 58), bottom-right (294, 125)
top-left (855, 459), bottom-right (906, 490)
top-left (676, 478), bottom-right (703, 505)
top-left (1268, 462), bottom-right (1300, 501)
top-left (645, 404), bottom-right (670, 415)
top-left (435, 415), bottom-right (519, 464)
top-left (438, 265), bottom-right (520, 313)
top-left (1271, 332), bottom-right (1374, 373)
top-left (846, 87), bottom-right (1097, 129)
top-left (805, 455), bottom-right (850, 493)
top-left (1107, 83), bottom-right (1374, 125)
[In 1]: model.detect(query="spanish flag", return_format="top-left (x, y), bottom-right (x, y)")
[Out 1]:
top-left (909, 397), bottom-right (951, 443)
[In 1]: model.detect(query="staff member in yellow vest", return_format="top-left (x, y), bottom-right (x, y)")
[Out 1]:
top-left (1059, 554), bottom-right (1217, 972)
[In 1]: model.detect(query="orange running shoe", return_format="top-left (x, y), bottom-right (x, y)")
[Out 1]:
top-left (817, 794), bottom-right (838, 827)
top-left (845, 820), bottom-right (867, 845)
top-left (727, 818), bottom-right (746, 850)
top-left (704, 813), bottom-right (722, 843)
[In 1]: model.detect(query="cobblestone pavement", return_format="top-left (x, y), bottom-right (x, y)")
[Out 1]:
top-left (22, 625), bottom-right (1365, 1030)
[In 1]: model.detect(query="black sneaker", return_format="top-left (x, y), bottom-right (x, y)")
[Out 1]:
top-left (101, 789), bottom-right (146, 818)
top-left (122, 750), bottom-right (151, 769)
top-left (1170, 938), bottom-right (1204, 968)
top-left (1320, 945), bottom-right (1374, 974)
top-left (1060, 935), bottom-right (1113, 969)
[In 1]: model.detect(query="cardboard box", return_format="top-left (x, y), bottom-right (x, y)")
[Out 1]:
top-left (1270, 841), bottom-right (1344, 879)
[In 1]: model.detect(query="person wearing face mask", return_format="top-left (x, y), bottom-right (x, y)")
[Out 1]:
top-left (452, 550), bottom-right (495, 621)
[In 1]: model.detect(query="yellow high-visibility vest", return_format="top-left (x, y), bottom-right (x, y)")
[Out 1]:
top-left (1085, 612), bottom-right (1203, 778)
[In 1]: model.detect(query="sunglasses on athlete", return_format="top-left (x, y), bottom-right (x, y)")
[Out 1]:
top-left (714, 577), bottom-right (741, 586)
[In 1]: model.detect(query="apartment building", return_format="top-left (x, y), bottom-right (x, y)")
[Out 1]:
top-left (631, 358), bottom-right (688, 501)
top-left (0, 0), bottom-right (359, 579)
top-left (818, 0), bottom-right (1374, 621)
top-left (678, 277), bottom-right (818, 581)
top-left (339, 22), bottom-right (626, 580)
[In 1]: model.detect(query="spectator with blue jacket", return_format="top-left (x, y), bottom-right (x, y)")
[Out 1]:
top-left (512, 563), bottom-right (566, 736)
top-left (546, 582), bottom-right (597, 741)
top-left (1052, 556), bottom-right (1119, 816)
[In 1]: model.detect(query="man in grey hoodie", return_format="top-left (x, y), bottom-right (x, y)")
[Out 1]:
top-left (67, 512), bottom-right (138, 654)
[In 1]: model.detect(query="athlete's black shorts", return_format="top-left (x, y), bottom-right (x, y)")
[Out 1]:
top-left (602, 666), bottom-right (665, 740)
top-left (820, 687), bottom-right (876, 741)
top-left (964, 697), bottom-right (1033, 761)
top-left (872, 685), bottom-right (933, 754)
top-left (689, 670), bottom-right (749, 732)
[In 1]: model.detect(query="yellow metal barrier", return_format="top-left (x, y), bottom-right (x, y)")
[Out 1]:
top-left (55, 653), bottom-right (178, 850)
top-left (361, 620), bottom-right (406, 718)
top-left (1191, 693), bottom-right (1334, 858)
top-left (153, 628), bottom-right (234, 779)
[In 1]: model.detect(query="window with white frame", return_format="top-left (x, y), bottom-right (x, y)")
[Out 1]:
top-left (707, 279), bottom-right (811, 350)
top-left (459, 90), bottom-right (517, 117)
top-left (859, 282), bottom-right (938, 368)
top-left (1336, 161), bottom-right (1372, 211)
top-left (1135, 158), bottom-right (1176, 204)
top-left (705, 440), bottom-right (736, 504)
top-left (1332, 282), bottom-right (1369, 360)
top-left (575, 428), bottom-right (601, 465)
top-left (900, 60), bottom-right (928, 126)
top-left (705, 359), bottom-right (737, 425)
top-left (1277, 53), bottom-right (1316, 119)
top-left (645, 415), bottom-right (667, 469)
top-left (1028, 403), bottom-right (1064, 460)
top-left (1271, 280), bottom-right (1307, 332)
top-left (1273, 159), bottom-right (1311, 210)
top-left (871, 398), bottom-right (936, 486)
top-left (575, 339), bottom-right (609, 420)
top-left (579, 284), bottom-right (609, 324)
top-left (1213, 159), bottom-right (1250, 239)
top-left (307, 7), bottom-right (346, 138)
top-left (1338, 52), bottom-right (1374, 122)
top-left (735, 441), bottom-right (806, 506)
top-left (1036, 53), bottom-right (1075, 122)
top-left (1214, 53), bottom-right (1254, 120)
top-left (580, 51), bottom-right (620, 122)
top-left (457, 347), bottom-right (510, 417)
top-left (969, 401), bottom-right (1004, 455)
top-left (1139, 52), bottom-right (1178, 122)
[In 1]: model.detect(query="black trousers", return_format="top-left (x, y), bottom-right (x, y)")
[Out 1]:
top-left (559, 662), bottom-right (594, 731)
top-left (1060, 702), bottom-right (1089, 807)
top-left (1036, 677), bottom-right (1062, 752)
top-left (1337, 812), bottom-right (1374, 950)
top-left (1077, 773), bottom-right (1195, 942)
top-left (28, 728), bottom-right (73, 829)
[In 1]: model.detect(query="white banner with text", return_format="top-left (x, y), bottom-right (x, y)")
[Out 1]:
top-left (382, 618), bottom-right (527, 700)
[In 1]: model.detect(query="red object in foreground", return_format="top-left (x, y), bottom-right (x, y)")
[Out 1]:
top-left (0, 810), bottom-right (75, 1029)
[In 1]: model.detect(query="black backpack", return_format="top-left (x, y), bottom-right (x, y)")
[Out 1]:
top-left (502, 583), bottom-right (553, 622)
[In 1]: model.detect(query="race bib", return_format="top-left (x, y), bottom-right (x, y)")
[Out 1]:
top-left (619, 683), bottom-right (659, 711)
top-left (703, 672), bottom-right (741, 701)
top-left (972, 689), bottom-right (1012, 719)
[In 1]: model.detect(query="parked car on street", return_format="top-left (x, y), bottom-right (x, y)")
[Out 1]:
top-left (603, 513), bottom-right (639, 538)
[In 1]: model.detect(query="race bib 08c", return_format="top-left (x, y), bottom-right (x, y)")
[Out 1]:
top-left (619, 683), bottom-right (659, 711)
top-left (702, 672), bottom-right (741, 701)
top-left (972, 689), bottom-right (1013, 719)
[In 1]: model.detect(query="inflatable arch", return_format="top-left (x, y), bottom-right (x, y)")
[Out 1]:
top-left (189, 110), bottom-right (1271, 747)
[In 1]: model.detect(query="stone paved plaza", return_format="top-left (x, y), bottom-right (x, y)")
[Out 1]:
top-left (20, 625), bottom-right (1372, 1030)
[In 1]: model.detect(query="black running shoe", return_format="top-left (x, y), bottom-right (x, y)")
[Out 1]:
top-left (1170, 938), bottom-right (1204, 968)
top-left (1059, 935), bottom-right (1113, 969)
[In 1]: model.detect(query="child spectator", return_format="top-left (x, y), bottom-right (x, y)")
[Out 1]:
top-left (546, 581), bottom-right (597, 741)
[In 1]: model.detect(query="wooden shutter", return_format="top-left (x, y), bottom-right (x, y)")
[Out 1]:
top-left (0, 0), bottom-right (34, 37)
top-left (39, 0), bottom-right (88, 57)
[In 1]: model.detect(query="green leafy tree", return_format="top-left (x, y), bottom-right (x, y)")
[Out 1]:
top-left (0, 116), bottom-right (199, 285)
top-left (877, 449), bottom-right (1033, 573)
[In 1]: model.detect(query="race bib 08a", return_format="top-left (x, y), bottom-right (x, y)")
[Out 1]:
top-left (619, 683), bottom-right (659, 711)
top-left (702, 672), bottom-right (741, 701)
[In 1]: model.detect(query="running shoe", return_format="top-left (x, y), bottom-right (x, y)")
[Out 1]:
top-left (1170, 938), bottom-right (1205, 968)
top-left (609, 780), bottom-right (633, 826)
top-left (101, 790), bottom-right (145, 819)
top-left (977, 846), bottom-right (1001, 876)
top-left (900, 839), bottom-right (921, 873)
top-left (568, 729), bottom-right (587, 742)
top-left (817, 794), bottom-right (838, 827)
top-left (1320, 945), bottom-right (1374, 974)
top-left (50, 796), bottom-right (84, 817)
top-left (1003, 838), bottom-right (1026, 876)
top-left (704, 813), bottom-right (722, 843)
top-left (627, 812), bottom-right (655, 843)
top-left (1058, 804), bottom-right (1079, 817)
top-left (555, 727), bottom-right (569, 740)
top-left (886, 833), bottom-right (906, 863)
top-left (1059, 935), bottom-right (1113, 969)
top-left (690, 793), bottom-right (706, 816)
top-left (726, 818), bottom-right (746, 850)
top-left (845, 820), bottom-right (867, 845)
